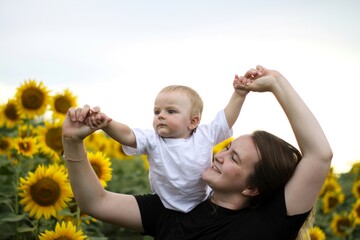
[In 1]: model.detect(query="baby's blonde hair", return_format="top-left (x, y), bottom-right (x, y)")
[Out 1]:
top-left (159, 85), bottom-right (203, 119)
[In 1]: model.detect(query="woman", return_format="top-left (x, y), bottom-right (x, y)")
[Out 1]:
top-left (62, 65), bottom-right (332, 239)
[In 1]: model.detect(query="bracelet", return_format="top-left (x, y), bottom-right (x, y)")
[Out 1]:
top-left (62, 153), bottom-right (86, 162)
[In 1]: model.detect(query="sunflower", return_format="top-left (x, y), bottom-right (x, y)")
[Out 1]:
top-left (0, 99), bottom-right (22, 129)
top-left (17, 124), bottom-right (37, 138)
top-left (84, 131), bottom-right (111, 154)
top-left (110, 140), bottom-right (137, 160)
top-left (322, 191), bottom-right (345, 214)
top-left (14, 137), bottom-right (38, 159)
top-left (330, 213), bottom-right (355, 237)
top-left (88, 151), bottom-right (112, 187)
top-left (213, 137), bottom-right (234, 155)
top-left (352, 180), bottom-right (360, 199)
top-left (319, 175), bottom-right (342, 197)
top-left (37, 120), bottom-right (63, 162)
top-left (15, 79), bottom-right (50, 119)
top-left (38, 221), bottom-right (87, 240)
top-left (350, 162), bottom-right (360, 174)
top-left (352, 199), bottom-right (360, 224)
top-left (18, 164), bottom-right (73, 220)
top-left (0, 137), bottom-right (13, 156)
top-left (50, 89), bottom-right (77, 120)
top-left (308, 226), bottom-right (326, 240)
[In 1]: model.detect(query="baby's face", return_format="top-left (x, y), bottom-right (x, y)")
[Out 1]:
top-left (153, 91), bottom-right (193, 139)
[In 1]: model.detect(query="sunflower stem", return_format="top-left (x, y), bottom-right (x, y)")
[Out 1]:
top-left (14, 155), bottom-right (22, 215)
top-left (14, 155), bottom-right (22, 240)
top-left (34, 218), bottom-right (39, 239)
top-left (25, 116), bottom-right (34, 171)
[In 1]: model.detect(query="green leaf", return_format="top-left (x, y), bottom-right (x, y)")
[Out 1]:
top-left (1, 213), bottom-right (25, 222)
top-left (17, 226), bottom-right (37, 233)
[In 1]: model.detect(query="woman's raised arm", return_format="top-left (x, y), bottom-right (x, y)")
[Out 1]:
top-left (246, 66), bottom-right (333, 215)
top-left (62, 105), bottom-right (144, 232)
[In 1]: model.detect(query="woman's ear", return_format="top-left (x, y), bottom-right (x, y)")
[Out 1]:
top-left (189, 115), bottom-right (200, 130)
top-left (242, 186), bottom-right (259, 197)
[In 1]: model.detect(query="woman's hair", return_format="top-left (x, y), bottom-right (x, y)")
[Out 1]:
top-left (248, 130), bottom-right (302, 202)
top-left (297, 207), bottom-right (315, 240)
top-left (248, 130), bottom-right (314, 240)
top-left (159, 85), bottom-right (203, 119)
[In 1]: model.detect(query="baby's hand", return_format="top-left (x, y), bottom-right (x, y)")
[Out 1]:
top-left (233, 74), bottom-right (249, 97)
top-left (85, 111), bottom-right (112, 129)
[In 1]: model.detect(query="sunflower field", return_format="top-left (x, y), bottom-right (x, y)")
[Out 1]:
top-left (310, 165), bottom-right (360, 240)
top-left (0, 79), bottom-right (359, 240)
top-left (0, 79), bottom-right (152, 239)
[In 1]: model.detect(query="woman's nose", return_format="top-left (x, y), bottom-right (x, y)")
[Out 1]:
top-left (213, 152), bottom-right (225, 163)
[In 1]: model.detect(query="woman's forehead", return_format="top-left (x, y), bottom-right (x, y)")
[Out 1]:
top-left (231, 135), bottom-right (259, 161)
top-left (232, 134), bottom-right (252, 145)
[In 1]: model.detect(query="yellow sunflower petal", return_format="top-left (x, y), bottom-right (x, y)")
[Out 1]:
top-left (39, 221), bottom-right (87, 240)
top-left (88, 151), bottom-right (112, 187)
top-left (39, 221), bottom-right (86, 240)
top-left (308, 226), bottom-right (326, 240)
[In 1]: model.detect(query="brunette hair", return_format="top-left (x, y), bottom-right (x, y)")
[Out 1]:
top-left (159, 85), bottom-right (203, 119)
top-left (248, 130), bottom-right (314, 240)
top-left (248, 130), bottom-right (302, 201)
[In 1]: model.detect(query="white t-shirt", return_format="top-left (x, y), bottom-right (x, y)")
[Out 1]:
top-left (123, 110), bottom-right (232, 212)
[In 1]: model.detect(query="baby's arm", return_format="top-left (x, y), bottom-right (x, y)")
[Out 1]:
top-left (224, 74), bottom-right (253, 129)
top-left (85, 109), bottom-right (137, 148)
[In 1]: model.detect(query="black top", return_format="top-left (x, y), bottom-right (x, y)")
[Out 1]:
top-left (135, 188), bottom-right (310, 240)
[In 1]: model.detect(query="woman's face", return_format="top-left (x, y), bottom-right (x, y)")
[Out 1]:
top-left (202, 134), bottom-right (260, 193)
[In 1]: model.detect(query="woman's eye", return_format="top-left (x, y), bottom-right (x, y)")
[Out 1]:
top-left (224, 146), bottom-right (238, 163)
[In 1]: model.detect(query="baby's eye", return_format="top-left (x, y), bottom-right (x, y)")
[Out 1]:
top-left (168, 110), bottom-right (176, 114)
top-left (154, 110), bottom-right (160, 115)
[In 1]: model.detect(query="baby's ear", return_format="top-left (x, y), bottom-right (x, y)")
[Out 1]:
top-left (189, 115), bottom-right (200, 130)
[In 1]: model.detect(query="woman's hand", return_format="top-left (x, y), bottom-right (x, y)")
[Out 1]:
top-left (237, 65), bottom-right (286, 93)
top-left (62, 105), bottom-right (99, 141)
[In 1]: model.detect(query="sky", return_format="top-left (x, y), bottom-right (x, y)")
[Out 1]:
top-left (0, 0), bottom-right (359, 173)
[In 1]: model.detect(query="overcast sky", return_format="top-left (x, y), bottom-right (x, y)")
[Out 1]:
top-left (1, 0), bottom-right (359, 173)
